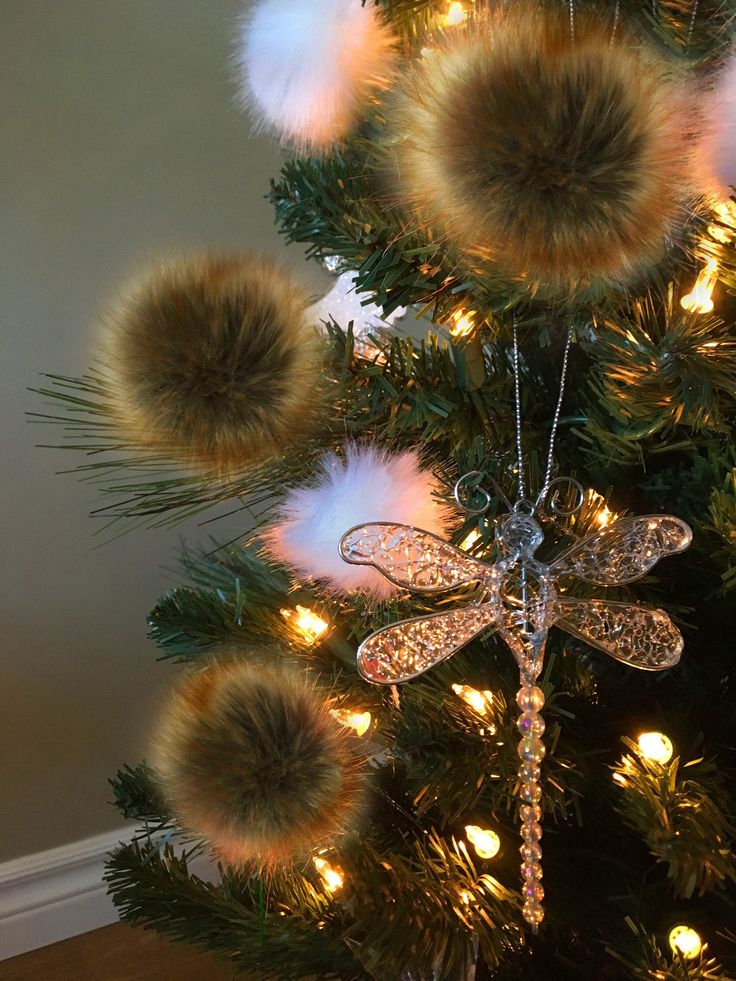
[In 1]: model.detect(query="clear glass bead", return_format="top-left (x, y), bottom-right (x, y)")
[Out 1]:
top-left (520, 841), bottom-right (542, 862)
top-left (519, 781), bottom-right (543, 803)
top-left (522, 901), bottom-right (544, 927)
top-left (521, 862), bottom-right (542, 880)
top-left (523, 881), bottom-right (545, 902)
top-left (519, 762), bottom-right (541, 783)
top-left (520, 804), bottom-right (542, 823)
top-left (517, 735), bottom-right (546, 763)
top-left (517, 711), bottom-right (546, 736)
top-left (520, 821), bottom-right (543, 843)
top-left (516, 686), bottom-right (545, 712)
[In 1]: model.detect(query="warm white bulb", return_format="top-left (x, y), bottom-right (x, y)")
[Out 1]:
top-left (465, 824), bottom-right (501, 859)
top-left (452, 683), bottom-right (493, 716)
top-left (637, 731), bottom-right (674, 764)
top-left (460, 528), bottom-right (482, 550)
top-left (669, 925), bottom-right (702, 960)
top-left (314, 856), bottom-right (344, 893)
top-left (449, 308), bottom-right (476, 338)
top-left (444, 2), bottom-right (468, 27)
top-left (681, 258), bottom-right (717, 315)
top-left (329, 708), bottom-right (371, 737)
top-left (281, 605), bottom-right (329, 644)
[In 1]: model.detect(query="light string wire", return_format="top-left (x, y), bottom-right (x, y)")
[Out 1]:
top-left (511, 316), bottom-right (574, 510)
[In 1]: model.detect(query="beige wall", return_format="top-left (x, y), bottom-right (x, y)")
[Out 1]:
top-left (0, 0), bottom-right (324, 861)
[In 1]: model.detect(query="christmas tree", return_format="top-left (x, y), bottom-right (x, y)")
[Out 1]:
top-left (32, 0), bottom-right (736, 977)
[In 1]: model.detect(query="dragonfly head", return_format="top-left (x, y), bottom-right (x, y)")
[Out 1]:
top-left (496, 511), bottom-right (544, 557)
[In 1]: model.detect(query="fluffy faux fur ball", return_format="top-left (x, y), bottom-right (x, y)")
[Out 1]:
top-left (265, 444), bottom-right (450, 597)
top-left (103, 254), bottom-right (323, 473)
top-left (390, 6), bottom-right (695, 299)
top-left (699, 53), bottom-right (736, 198)
top-left (152, 661), bottom-right (364, 866)
top-left (237, 0), bottom-right (397, 153)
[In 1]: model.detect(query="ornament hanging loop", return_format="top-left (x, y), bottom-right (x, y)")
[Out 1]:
top-left (453, 471), bottom-right (492, 515)
top-left (537, 476), bottom-right (585, 518)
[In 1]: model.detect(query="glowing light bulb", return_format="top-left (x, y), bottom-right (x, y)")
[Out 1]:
top-left (281, 605), bottom-right (329, 644)
top-left (708, 200), bottom-right (736, 244)
top-left (314, 856), bottom-right (344, 893)
top-left (459, 889), bottom-right (474, 905)
top-left (329, 708), bottom-right (372, 737)
top-left (669, 925), bottom-right (703, 960)
top-left (595, 503), bottom-right (615, 528)
top-left (681, 258), bottom-right (717, 314)
top-left (460, 528), bottom-right (481, 550)
top-left (637, 731), bottom-right (674, 765)
top-left (444, 2), bottom-right (468, 26)
top-left (465, 824), bottom-right (501, 859)
top-left (449, 308), bottom-right (476, 338)
top-left (452, 683), bottom-right (494, 716)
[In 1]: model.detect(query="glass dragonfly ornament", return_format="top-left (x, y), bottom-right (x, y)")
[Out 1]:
top-left (339, 508), bottom-right (692, 929)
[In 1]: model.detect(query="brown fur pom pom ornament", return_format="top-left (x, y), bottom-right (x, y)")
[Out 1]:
top-left (103, 253), bottom-right (323, 473)
top-left (152, 661), bottom-right (365, 866)
top-left (390, 5), bottom-right (697, 300)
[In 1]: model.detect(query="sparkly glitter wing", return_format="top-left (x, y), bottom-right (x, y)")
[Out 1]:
top-left (357, 605), bottom-right (498, 684)
top-left (554, 598), bottom-right (684, 670)
top-left (550, 515), bottom-right (692, 586)
top-left (339, 523), bottom-right (492, 593)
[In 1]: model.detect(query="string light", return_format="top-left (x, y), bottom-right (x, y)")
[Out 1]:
top-left (314, 856), bottom-right (344, 893)
top-left (637, 731), bottom-right (674, 765)
top-left (329, 708), bottom-right (372, 737)
top-left (585, 489), bottom-right (618, 528)
top-left (681, 258), bottom-right (717, 315)
top-left (281, 605), bottom-right (329, 644)
top-left (444, 2), bottom-right (468, 26)
top-left (460, 528), bottom-right (481, 550)
top-left (465, 824), bottom-right (501, 859)
top-left (708, 202), bottom-right (736, 244)
top-left (452, 683), bottom-right (494, 716)
top-left (449, 308), bottom-right (476, 338)
top-left (669, 925), bottom-right (703, 960)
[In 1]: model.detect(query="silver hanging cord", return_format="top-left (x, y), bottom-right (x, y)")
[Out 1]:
top-left (686, 0), bottom-right (699, 49)
top-left (511, 315), bottom-right (527, 502)
top-left (538, 325), bottom-right (573, 507)
top-left (609, 0), bottom-right (620, 45)
top-left (511, 317), bottom-right (574, 510)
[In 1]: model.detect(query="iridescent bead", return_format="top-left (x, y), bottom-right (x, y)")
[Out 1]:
top-left (523, 881), bottom-right (544, 902)
top-left (519, 762), bottom-right (541, 783)
top-left (520, 821), bottom-right (543, 843)
top-left (517, 711), bottom-right (545, 736)
top-left (521, 862), bottom-right (542, 880)
top-left (522, 901), bottom-right (544, 927)
top-left (517, 735), bottom-right (546, 763)
top-left (520, 841), bottom-right (542, 862)
top-left (520, 804), bottom-right (542, 823)
top-left (516, 686), bottom-right (545, 712)
top-left (519, 781), bottom-right (543, 803)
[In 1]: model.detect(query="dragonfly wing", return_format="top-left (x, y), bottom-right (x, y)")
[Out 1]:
top-left (357, 605), bottom-right (498, 684)
top-left (554, 597), bottom-right (683, 670)
top-left (340, 523), bottom-right (492, 593)
top-left (550, 515), bottom-right (692, 586)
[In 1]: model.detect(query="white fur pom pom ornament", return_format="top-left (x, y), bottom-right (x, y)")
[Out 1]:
top-left (265, 445), bottom-right (450, 597)
top-left (237, 0), bottom-right (397, 154)
top-left (699, 53), bottom-right (736, 198)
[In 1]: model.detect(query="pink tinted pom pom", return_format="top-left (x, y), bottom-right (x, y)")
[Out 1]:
top-left (265, 445), bottom-right (450, 597)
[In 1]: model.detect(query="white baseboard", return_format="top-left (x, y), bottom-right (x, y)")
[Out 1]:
top-left (0, 827), bottom-right (129, 961)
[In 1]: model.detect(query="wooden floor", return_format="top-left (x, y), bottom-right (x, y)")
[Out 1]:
top-left (0, 922), bottom-right (237, 980)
